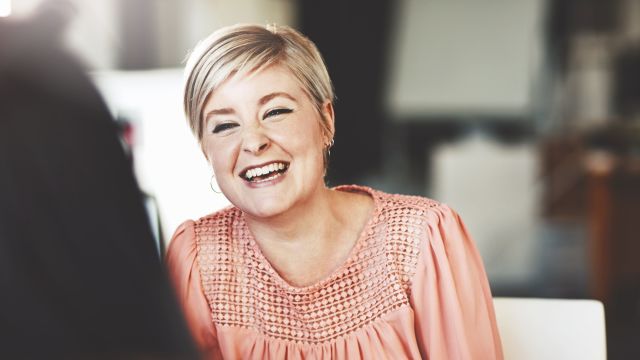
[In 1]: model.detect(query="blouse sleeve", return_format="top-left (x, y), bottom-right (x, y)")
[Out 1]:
top-left (409, 204), bottom-right (504, 360)
top-left (165, 220), bottom-right (222, 359)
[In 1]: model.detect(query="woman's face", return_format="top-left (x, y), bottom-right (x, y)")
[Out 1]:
top-left (202, 64), bottom-right (333, 219)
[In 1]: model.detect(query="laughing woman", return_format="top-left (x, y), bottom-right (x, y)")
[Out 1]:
top-left (166, 24), bottom-right (503, 359)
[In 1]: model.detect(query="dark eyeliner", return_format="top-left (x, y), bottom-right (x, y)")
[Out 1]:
top-left (263, 108), bottom-right (293, 120)
top-left (212, 123), bottom-right (237, 133)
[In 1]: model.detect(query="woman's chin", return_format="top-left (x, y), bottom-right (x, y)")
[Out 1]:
top-left (241, 200), bottom-right (291, 220)
top-left (226, 174), bottom-right (324, 220)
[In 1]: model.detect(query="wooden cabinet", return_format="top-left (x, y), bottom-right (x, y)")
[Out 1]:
top-left (586, 153), bottom-right (640, 307)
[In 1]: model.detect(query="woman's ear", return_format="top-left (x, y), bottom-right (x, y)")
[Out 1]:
top-left (321, 100), bottom-right (335, 141)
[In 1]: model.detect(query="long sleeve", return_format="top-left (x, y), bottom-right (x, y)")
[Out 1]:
top-left (409, 204), bottom-right (503, 360)
top-left (165, 220), bottom-right (223, 359)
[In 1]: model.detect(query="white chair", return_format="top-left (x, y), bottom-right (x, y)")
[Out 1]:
top-left (493, 297), bottom-right (607, 360)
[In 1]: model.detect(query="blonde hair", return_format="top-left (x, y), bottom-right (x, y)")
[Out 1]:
top-left (183, 23), bottom-right (335, 144)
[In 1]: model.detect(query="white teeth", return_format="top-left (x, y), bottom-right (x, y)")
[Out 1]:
top-left (243, 162), bottom-right (287, 181)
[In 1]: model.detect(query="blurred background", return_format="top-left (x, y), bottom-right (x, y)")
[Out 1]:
top-left (3, 0), bottom-right (639, 357)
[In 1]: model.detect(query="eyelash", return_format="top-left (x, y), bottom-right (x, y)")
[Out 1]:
top-left (263, 108), bottom-right (293, 119)
top-left (212, 123), bottom-right (238, 134)
top-left (211, 108), bottom-right (293, 134)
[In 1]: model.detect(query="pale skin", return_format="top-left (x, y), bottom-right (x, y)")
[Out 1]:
top-left (201, 64), bottom-right (373, 287)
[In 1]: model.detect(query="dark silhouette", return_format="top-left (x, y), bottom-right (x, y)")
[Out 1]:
top-left (0, 4), bottom-right (196, 359)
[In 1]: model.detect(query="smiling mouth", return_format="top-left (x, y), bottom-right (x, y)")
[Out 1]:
top-left (240, 161), bottom-right (290, 183)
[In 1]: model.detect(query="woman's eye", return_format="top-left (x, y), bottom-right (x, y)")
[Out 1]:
top-left (212, 122), bottom-right (238, 134)
top-left (263, 108), bottom-right (293, 120)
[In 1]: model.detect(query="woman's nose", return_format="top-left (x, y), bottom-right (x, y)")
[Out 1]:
top-left (241, 127), bottom-right (270, 155)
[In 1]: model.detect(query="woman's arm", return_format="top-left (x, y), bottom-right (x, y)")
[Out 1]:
top-left (165, 220), bottom-right (222, 359)
top-left (410, 204), bottom-right (503, 359)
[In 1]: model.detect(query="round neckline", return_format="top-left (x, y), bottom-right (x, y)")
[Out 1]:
top-left (238, 185), bottom-right (381, 293)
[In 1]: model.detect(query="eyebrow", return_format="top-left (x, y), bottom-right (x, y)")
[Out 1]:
top-left (204, 108), bottom-right (235, 120)
top-left (205, 92), bottom-right (298, 121)
top-left (259, 92), bottom-right (298, 105)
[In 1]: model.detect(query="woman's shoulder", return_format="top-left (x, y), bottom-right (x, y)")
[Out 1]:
top-left (341, 185), bottom-right (471, 255)
top-left (373, 188), bottom-right (464, 235)
top-left (168, 206), bottom-right (240, 250)
top-left (336, 184), bottom-right (445, 217)
top-left (376, 189), bottom-right (442, 213)
top-left (192, 205), bottom-right (242, 230)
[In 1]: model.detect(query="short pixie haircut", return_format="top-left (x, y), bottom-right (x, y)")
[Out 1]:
top-left (183, 24), bottom-right (335, 144)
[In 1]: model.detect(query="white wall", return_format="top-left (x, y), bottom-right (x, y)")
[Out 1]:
top-left (10, 0), bottom-right (119, 69)
top-left (431, 133), bottom-right (541, 285)
top-left (0, 0), bottom-right (11, 17)
top-left (387, 0), bottom-right (545, 118)
top-left (92, 70), bottom-right (230, 246)
top-left (9, 0), bottom-right (296, 69)
top-left (169, 0), bottom-right (297, 67)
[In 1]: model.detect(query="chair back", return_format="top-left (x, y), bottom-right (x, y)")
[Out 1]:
top-left (493, 297), bottom-right (606, 360)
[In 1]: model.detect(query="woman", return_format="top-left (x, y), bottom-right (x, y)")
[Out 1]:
top-left (166, 24), bottom-right (503, 359)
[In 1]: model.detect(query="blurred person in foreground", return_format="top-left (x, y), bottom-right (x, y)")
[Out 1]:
top-left (166, 24), bottom-right (503, 359)
top-left (0, 3), bottom-right (195, 359)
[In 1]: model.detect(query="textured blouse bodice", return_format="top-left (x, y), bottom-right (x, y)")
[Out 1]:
top-left (166, 186), bottom-right (503, 359)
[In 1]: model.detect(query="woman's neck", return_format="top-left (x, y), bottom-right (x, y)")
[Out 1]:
top-left (242, 185), bottom-right (374, 287)
top-left (244, 184), bottom-right (337, 246)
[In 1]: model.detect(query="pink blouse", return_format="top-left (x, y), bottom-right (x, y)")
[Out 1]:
top-left (166, 185), bottom-right (503, 359)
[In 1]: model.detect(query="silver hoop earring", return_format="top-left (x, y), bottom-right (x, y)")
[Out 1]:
top-left (209, 175), bottom-right (221, 194)
top-left (326, 138), bottom-right (335, 156)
